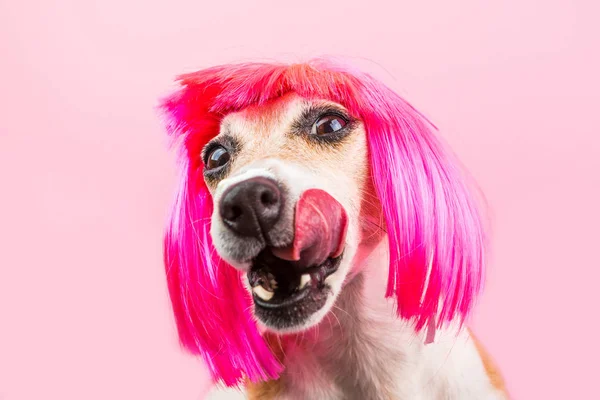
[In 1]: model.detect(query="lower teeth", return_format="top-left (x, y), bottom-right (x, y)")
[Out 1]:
top-left (299, 274), bottom-right (311, 289)
top-left (252, 285), bottom-right (274, 301)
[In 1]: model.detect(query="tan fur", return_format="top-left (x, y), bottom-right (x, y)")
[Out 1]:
top-left (246, 381), bottom-right (283, 400)
top-left (470, 330), bottom-right (509, 397)
top-left (246, 333), bottom-right (286, 400)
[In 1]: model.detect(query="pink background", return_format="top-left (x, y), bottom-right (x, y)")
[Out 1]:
top-left (1, 0), bottom-right (598, 399)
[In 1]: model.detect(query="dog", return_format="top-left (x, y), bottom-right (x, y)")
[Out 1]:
top-left (160, 60), bottom-right (507, 399)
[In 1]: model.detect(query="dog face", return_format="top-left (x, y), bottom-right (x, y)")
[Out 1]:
top-left (202, 93), bottom-right (378, 332)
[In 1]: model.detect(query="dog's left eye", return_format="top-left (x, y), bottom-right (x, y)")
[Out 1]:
top-left (206, 146), bottom-right (230, 170)
top-left (312, 114), bottom-right (347, 135)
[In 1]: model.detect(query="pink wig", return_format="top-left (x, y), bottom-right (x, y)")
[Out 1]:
top-left (160, 60), bottom-right (486, 386)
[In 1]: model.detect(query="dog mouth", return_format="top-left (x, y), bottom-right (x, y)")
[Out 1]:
top-left (248, 249), bottom-right (342, 330)
top-left (246, 188), bottom-right (348, 330)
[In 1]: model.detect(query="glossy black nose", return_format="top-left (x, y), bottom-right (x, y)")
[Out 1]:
top-left (219, 177), bottom-right (283, 237)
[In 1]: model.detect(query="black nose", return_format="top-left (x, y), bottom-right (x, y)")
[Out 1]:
top-left (219, 177), bottom-right (283, 238)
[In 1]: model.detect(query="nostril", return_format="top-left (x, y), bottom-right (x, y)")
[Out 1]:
top-left (223, 205), bottom-right (243, 222)
top-left (260, 190), bottom-right (278, 207)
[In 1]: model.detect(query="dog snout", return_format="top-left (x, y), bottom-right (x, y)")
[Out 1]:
top-left (219, 177), bottom-right (283, 238)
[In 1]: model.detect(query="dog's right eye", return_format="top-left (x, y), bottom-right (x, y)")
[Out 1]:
top-left (206, 146), bottom-right (230, 170)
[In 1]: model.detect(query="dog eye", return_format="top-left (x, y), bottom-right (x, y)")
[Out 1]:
top-left (312, 114), bottom-right (347, 135)
top-left (206, 146), bottom-right (230, 170)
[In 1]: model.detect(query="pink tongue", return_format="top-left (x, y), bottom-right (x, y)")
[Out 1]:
top-left (272, 189), bottom-right (348, 268)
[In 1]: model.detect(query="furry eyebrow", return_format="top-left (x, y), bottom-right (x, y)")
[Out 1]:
top-left (201, 133), bottom-right (240, 165)
top-left (290, 104), bottom-right (351, 132)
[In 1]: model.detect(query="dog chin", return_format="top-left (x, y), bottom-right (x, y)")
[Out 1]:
top-left (256, 294), bottom-right (339, 334)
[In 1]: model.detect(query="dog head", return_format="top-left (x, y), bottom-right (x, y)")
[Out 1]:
top-left (205, 94), bottom-right (372, 334)
top-left (161, 60), bottom-right (486, 385)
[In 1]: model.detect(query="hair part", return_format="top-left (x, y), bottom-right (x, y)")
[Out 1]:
top-left (160, 59), bottom-right (486, 386)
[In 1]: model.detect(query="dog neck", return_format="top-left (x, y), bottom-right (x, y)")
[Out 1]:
top-left (249, 240), bottom-right (415, 399)
top-left (246, 239), bottom-right (506, 400)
